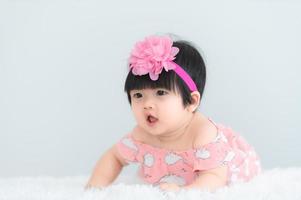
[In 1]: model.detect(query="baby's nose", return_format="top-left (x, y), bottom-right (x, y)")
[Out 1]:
top-left (144, 105), bottom-right (153, 109)
top-left (143, 99), bottom-right (154, 110)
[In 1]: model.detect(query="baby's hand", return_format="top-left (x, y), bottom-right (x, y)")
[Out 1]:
top-left (159, 182), bottom-right (180, 192)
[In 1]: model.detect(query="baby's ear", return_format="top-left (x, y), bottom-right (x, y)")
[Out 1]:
top-left (188, 91), bottom-right (201, 112)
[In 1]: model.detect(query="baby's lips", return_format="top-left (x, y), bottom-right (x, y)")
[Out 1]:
top-left (145, 114), bottom-right (158, 123)
top-left (145, 112), bottom-right (155, 118)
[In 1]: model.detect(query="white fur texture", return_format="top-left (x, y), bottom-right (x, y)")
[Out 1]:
top-left (0, 168), bottom-right (301, 200)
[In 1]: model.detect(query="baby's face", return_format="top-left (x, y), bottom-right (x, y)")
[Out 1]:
top-left (130, 88), bottom-right (192, 137)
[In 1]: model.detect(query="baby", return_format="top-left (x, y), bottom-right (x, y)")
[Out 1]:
top-left (85, 35), bottom-right (261, 192)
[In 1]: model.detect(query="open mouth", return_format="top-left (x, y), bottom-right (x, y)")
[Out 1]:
top-left (147, 115), bottom-right (158, 124)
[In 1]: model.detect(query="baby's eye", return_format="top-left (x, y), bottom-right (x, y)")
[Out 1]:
top-left (133, 93), bottom-right (143, 98)
top-left (156, 90), bottom-right (168, 96)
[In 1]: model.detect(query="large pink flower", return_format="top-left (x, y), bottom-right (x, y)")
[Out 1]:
top-left (129, 35), bottom-right (179, 80)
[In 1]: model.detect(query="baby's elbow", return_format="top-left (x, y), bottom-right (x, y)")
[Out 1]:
top-left (191, 166), bottom-right (228, 191)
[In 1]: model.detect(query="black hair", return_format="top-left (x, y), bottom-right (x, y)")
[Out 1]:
top-left (124, 40), bottom-right (206, 107)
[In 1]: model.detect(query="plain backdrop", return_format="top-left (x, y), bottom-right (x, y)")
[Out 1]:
top-left (0, 0), bottom-right (300, 177)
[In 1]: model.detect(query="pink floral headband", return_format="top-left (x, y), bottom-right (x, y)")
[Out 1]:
top-left (128, 36), bottom-right (198, 92)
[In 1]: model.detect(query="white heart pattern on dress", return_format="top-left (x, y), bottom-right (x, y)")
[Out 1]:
top-left (143, 153), bottom-right (155, 167)
top-left (164, 153), bottom-right (183, 165)
top-left (224, 151), bottom-right (235, 162)
top-left (195, 148), bottom-right (211, 159)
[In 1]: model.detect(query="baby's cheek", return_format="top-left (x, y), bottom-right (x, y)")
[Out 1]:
top-left (162, 109), bottom-right (183, 127)
top-left (132, 110), bottom-right (143, 123)
top-left (165, 105), bottom-right (184, 118)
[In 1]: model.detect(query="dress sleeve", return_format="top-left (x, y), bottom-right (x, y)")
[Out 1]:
top-left (115, 134), bottom-right (139, 163)
top-left (193, 140), bottom-right (234, 172)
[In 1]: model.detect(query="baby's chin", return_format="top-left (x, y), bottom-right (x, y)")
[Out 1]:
top-left (138, 124), bottom-right (166, 137)
top-left (145, 128), bottom-right (177, 140)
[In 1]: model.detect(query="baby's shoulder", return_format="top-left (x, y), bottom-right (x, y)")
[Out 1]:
top-left (193, 118), bottom-right (219, 148)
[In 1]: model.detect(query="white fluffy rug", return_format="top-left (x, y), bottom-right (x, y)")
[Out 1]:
top-left (0, 168), bottom-right (301, 200)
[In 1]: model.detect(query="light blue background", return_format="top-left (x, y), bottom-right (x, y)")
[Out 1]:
top-left (0, 0), bottom-right (300, 177)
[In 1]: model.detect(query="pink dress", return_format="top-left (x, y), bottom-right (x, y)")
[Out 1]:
top-left (116, 118), bottom-right (261, 186)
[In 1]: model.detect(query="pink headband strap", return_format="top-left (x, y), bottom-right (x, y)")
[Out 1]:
top-left (170, 62), bottom-right (198, 92)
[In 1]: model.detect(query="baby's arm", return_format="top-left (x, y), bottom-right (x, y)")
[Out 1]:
top-left (85, 145), bottom-right (127, 189)
top-left (185, 121), bottom-right (228, 191)
top-left (160, 166), bottom-right (227, 192)
top-left (183, 165), bottom-right (228, 190)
